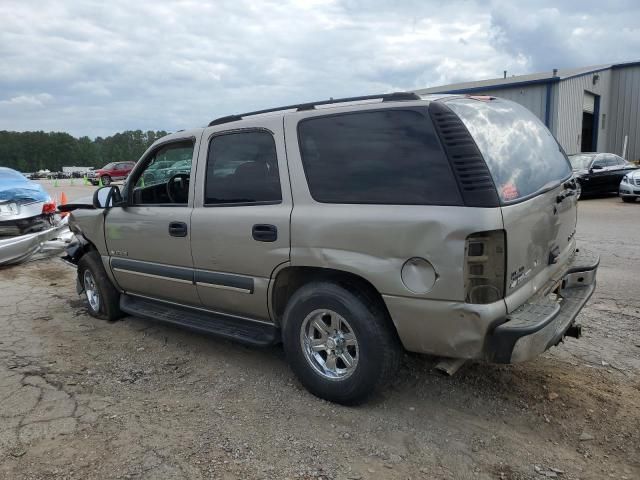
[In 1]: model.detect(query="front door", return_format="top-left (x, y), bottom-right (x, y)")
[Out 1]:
top-left (105, 138), bottom-right (201, 305)
top-left (190, 119), bottom-right (292, 321)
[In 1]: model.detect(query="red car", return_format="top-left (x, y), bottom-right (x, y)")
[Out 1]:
top-left (89, 161), bottom-right (136, 186)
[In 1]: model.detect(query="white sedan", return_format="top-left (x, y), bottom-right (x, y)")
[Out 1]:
top-left (619, 169), bottom-right (640, 203)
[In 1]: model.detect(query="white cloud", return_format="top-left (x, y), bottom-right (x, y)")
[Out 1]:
top-left (0, 93), bottom-right (53, 107)
top-left (0, 0), bottom-right (637, 137)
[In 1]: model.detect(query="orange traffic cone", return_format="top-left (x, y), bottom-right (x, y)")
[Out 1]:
top-left (59, 192), bottom-right (69, 217)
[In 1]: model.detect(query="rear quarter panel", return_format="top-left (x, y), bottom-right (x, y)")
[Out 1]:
top-left (283, 105), bottom-right (504, 301)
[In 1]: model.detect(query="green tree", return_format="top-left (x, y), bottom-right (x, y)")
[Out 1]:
top-left (0, 129), bottom-right (170, 172)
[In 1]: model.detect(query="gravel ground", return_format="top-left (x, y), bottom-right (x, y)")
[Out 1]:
top-left (0, 196), bottom-right (638, 480)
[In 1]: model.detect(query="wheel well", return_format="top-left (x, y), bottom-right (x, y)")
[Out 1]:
top-left (271, 266), bottom-right (392, 327)
top-left (67, 233), bottom-right (99, 265)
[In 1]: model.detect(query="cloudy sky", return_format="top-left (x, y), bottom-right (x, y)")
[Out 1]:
top-left (1, 0), bottom-right (638, 138)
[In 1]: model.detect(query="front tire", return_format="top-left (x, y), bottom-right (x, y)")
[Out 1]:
top-left (77, 251), bottom-right (123, 321)
top-left (622, 196), bottom-right (636, 203)
top-left (282, 282), bottom-right (401, 405)
top-left (101, 175), bottom-right (112, 186)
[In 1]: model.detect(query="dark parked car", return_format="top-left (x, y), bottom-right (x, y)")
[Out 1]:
top-left (89, 161), bottom-right (136, 186)
top-left (569, 153), bottom-right (637, 198)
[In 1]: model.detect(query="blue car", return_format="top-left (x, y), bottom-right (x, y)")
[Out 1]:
top-left (0, 167), bottom-right (55, 236)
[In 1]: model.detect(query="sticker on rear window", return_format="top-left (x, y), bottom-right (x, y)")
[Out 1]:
top-left (501, 182), bottom-right (519, 201)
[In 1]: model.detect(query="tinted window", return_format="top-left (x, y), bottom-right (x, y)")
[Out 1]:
top-left (297, 109), bottom-right (462, 205)
top-left (592, 158), bottom-right (606, 168)
top-left (447, 98), bottom-right (572, 202)
top-left (205, 131), bottom-right (282, 204)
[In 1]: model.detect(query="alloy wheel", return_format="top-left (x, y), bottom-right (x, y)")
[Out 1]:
top-left (83, 270), bottom-right (100, 312)
top-left (300, 309), bottom-right (359, 380)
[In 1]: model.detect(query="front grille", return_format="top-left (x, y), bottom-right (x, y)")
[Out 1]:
top-left (635, 178), bottom-right (640, 186)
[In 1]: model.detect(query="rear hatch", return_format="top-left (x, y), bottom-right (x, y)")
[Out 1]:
top-left (446, 97), bottom-right (576, 311)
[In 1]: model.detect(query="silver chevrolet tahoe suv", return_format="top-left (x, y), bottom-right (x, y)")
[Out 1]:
top-left (63, 92), bottom-right (599, 404)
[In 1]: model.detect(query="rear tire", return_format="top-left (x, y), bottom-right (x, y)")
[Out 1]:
top-left (77, 251), bottom-right (123, 321)
top-left (282, 282), bottom-right (401, 405)
top-left (622, 196), bottom-right (636, 203)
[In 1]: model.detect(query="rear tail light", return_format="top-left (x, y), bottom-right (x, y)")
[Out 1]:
top-left (42, 201), bottom-right (57, 214)
top-left (464, 230), bottom-right (506, 304)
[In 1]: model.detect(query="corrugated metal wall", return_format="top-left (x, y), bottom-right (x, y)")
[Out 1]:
top-left (466, 84), bottom-right (549, 122)
top-left (608, 65), bottom-right (640, 161)
top-left (417, 64), bottom-right (639, 160)
top-left (555, 70), bottom-right (612, 155)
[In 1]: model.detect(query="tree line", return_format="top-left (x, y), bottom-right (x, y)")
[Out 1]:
top-left (0, 130), bottom-right (169, 172)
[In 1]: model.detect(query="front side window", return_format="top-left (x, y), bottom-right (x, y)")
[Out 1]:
top-left (569, 154), bottom-right (593, 171)
top-left (205, 130), bottom-right (282, 205)
top-left (447, 98), bottom-right (572, 202)
top-left (297, 109), bottom-right (462, 205)
top-left (130, 141), bottom-right (194, 205)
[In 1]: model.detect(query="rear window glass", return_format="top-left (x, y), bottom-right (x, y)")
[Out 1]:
top-left (297, 109), bottom-right (462, 205)
top-left (447, 98), bottom-right (572, 202)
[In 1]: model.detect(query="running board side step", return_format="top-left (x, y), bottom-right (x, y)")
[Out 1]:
top-left (120, 294), bottom-right (280, 347)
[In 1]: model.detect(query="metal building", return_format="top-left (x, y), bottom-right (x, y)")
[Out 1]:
top-left (414, 61), bottom-right (640, 161)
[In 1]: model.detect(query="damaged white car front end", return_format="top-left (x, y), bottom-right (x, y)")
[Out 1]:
top-left (0, 167), bottom-right (74, 266)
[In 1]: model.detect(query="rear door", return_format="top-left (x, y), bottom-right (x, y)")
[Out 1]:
top-left (190, 116), bottom-right (291, 321)
top-left (446, 98), bottom-right (576, 311)
top-left (607, 155), bottom-right (634, 190)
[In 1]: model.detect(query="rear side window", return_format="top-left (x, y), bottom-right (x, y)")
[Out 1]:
top-left (205, 130), bottom-right (282, 205)
top-left (297, 109), bottom-right (462, 205)
top-left (447, 98), bottom-right (572, 202)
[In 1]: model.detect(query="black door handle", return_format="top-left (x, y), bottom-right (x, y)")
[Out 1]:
top-left (252, 224), bottom-right (277, 242)
top-left (169, 221), bottom-right (188, 237)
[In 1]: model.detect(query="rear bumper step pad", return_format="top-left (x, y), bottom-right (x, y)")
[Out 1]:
top-left (486, 248), bottom-right (599, 363)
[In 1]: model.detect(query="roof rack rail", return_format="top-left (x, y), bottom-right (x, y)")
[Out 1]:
top-left (207, 92), bottom-right (421, 127)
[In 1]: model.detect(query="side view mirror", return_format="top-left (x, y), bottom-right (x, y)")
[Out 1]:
top-left (93, 186), bottom-right (123, 209)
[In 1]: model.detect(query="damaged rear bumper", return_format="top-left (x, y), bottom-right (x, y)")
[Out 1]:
top-left (0, 219), bottom-right (72, 267)
top-left (486, 248), bottom-right (599, 363)
top-left (384, 247), bottom-right (599, 361)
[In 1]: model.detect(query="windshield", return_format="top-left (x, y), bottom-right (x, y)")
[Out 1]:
top-left (568, 154), bottom-right (594, 170)
top-left (446, 98), bottom-right (572, 202)
top-left (102, 162), bottom-right (117, 170)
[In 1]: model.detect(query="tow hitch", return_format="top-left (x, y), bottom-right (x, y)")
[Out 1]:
top-left (565, 324), bottom-right (582, 339)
